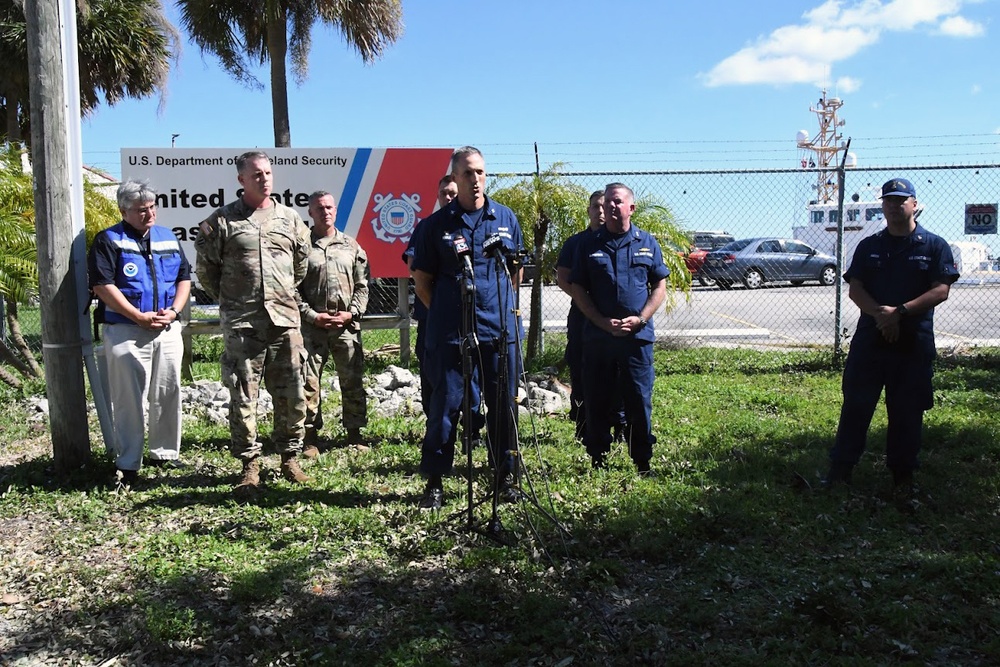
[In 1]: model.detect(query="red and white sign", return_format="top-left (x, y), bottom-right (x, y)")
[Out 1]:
top-left (121, 147), bottom-right (454, 278)
top-left (964, 203), bottom-right (998, 235)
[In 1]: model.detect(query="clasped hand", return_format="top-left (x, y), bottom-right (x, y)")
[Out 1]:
top-left (315, 310), bottom-right (352, 329)
top-left (874, 305), bottom-right (901, 343)
top-left (606, 315), bottom-right (642, 337)
top-left (139, 309), bottom-right (175, 330)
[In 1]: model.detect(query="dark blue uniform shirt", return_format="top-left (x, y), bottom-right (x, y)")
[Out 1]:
top-left (402, 220), bottom-right (429, 323)
top-left (570, 225), bottom-right (670, 344)
top-left (844, 223), bottom-right (959, 348)
top-left (557, 228), bottom-right (597, 334)
top-left (411, 197), bottom-right (524, 346)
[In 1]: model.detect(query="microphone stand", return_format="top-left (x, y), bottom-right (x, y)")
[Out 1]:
top-left (451, 240), bottom-right (569, 545)
top-left (484, 247), bottom-right (570, 542)
top-left (458, 257), bottom-right (479, 530)
top-left (492, 252), bottom-right (516, 529)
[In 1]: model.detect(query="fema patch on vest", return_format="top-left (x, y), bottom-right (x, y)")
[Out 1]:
top-left (122, 262), bottom-right (139, 278)
top-left (371, 193), bottom-right (421, 243)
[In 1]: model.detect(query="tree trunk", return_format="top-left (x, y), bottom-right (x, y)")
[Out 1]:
top-left (25, 0), bottom-right (92, 471)
top-left (0, 335), bottom-right (29, 383)
top-left (524, 213), bottom-right (549, 362)
top-left (0, 359), bottom-right (22, 388)
top-left (267, 6), bottom-right (291, 148)
top-left (5, 298), bottom-right (43, 378)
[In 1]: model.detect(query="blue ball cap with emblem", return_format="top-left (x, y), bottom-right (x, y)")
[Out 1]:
top-left (880, 178), bottom-right (916, 199)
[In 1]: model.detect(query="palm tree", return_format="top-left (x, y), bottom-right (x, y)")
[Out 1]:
top-left (491, 168), bottom-right (692, 362)
top-left (0, 143), bottom-right (42, 386)
top-left (0, 0), bottom-right (178, 144)
top-left (0, 144), bottom-right (120, 388)
top-left (176, 0), bottom-right (403, 147)
top-left (490, 165), bottom-right (589, 362)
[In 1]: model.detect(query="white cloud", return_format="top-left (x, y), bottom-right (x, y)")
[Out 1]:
top-left (836, 76), bottom-right (863, 93)
top-left (971, 83), bottom-right (982, 94)
top-left (702, 0), bottom-right (981, 87)
top-left (938, 15), bottom-right (986, 36)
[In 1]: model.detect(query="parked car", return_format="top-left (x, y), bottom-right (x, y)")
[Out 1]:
top-left (681, 231), bottom-right (735, 286)
top-left (701, 237), bottom-right (838, 290)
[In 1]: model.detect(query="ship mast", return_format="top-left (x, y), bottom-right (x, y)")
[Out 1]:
top-left (797, 90), bottom-right (844, 203)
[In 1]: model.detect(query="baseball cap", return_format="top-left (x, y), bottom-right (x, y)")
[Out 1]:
top-left (880, 178), bottom-right (916, 199)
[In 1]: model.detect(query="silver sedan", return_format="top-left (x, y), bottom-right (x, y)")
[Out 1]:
top-left (701, 238), bottom-right (838, 290)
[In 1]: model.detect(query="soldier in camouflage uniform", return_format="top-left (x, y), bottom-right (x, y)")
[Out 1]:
top-left (194, 151), bottom-right (312, 490)
top-left (299, 191), bottom-right (371, 456)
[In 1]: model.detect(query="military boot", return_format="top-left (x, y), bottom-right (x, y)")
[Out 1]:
top-left (302, 428), bottom-right (320, 459)
top-left (234, 458), bottom-right (260, 492)
top-left (347, 428), bottom-right (370, 452)
top-left (281, 453), bottom-right (311, 484)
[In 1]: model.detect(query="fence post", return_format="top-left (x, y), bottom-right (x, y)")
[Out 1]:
top-left (398, 278), bottom-right (410, 366)
top-left (833, 152), bottom-right (849, 359)
top-left (535, 145), bottom-right (544, 355)
top-left (181, 299), bottom-right (193, 381)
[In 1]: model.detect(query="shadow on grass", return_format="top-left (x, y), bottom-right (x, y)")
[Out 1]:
top-left (1, 555), bottom-right (619, 666)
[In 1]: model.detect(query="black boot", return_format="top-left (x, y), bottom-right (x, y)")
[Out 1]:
top-left (419, 475), bottom-right (444, 510)
top-left (820, 462), bottom-right (853, 489)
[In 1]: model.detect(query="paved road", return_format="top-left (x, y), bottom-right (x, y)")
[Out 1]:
top-left (521, 279), bottom-right (1000, 349)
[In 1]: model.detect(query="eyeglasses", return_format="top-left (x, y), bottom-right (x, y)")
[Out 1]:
top-left (128, 204), bottom-right (157, 215)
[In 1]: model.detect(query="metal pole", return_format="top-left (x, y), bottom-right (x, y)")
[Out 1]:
top-left (833, 139), bottom-right (852, 359)
top-left (534, 142), bottom-right (543, 354)
top-left (398, 278), bottom-right (410, 366)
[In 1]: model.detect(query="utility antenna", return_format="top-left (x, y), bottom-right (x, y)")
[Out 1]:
top-left (796, 90), bottom-right (845, 203)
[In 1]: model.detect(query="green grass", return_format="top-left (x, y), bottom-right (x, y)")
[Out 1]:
top-left (1, 346), bottom-right (998, 665)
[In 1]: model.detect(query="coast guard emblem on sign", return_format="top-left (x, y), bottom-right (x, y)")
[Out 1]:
top-left (371, 193), bottom-right (421, 243)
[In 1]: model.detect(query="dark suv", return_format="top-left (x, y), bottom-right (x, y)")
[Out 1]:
top-left (683, 231), bottom-right (735, 286)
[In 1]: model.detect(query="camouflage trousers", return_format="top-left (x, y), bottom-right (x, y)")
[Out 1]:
top-left (302, 325), bottom-right (367, 439)
top-left (221, 323), bottom-right (306, 460)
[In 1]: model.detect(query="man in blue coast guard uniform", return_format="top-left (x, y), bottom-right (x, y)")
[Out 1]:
top-left (557, 190), bottom-right (628, 441)
top-left (570, 183), bottom-right (669, 475)
top-left (556, 190), bottom-right (604, 437)
top-left (412, 146), bottom-right (525, 510)
top-left (824, 177), bottom-right (959, 491)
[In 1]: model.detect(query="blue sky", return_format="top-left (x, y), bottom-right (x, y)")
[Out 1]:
top-left (81, 0), bottom-right (999, 178)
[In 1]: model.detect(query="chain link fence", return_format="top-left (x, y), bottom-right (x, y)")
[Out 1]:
top-left (489, 164), bottom-right (1000, 353)
top-left (4, 164), bottom-right (998, 375)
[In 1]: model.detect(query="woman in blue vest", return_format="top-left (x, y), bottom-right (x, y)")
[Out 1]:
top-left (88, 179), bottom-right (191, 487)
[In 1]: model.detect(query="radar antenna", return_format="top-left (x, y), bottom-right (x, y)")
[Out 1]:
top-left (796, 90), bottom-right (845, 203)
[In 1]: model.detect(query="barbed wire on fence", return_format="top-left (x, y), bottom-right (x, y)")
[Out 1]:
top-left (12, 162), bottom-right (999, 361)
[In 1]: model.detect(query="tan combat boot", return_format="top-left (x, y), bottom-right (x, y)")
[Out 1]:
top-left (302, 428), bottom-right (320, 459)
top-left (281, 453), bottom-right (311, 484)
top-left (347, 428), bottom-right (370, 452)
top-left (234, 457), bottom-right (260, 492)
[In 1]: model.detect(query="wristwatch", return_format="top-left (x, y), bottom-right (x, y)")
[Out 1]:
top-left (638, 316), bottom-right (648, 328)
top-left (896, 304), bottom-right (908, 317)
top-left (167, 306), bottom-right (180, 318)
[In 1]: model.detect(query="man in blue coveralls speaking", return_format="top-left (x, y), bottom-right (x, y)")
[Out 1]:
top-left (411, 146), bottom-right (525, 510)
top-left (823, 177), bottom-right (959, 492)
top-left (570, 183), bottom-right (669, 475)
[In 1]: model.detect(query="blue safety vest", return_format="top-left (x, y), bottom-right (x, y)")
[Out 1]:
top-left (103, 223), bottom-right (183, 325)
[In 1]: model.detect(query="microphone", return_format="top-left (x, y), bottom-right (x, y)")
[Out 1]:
top-left (482, 233), bottom-right (511, 260)
top-left (451, 234), bottom-right (474, 275)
